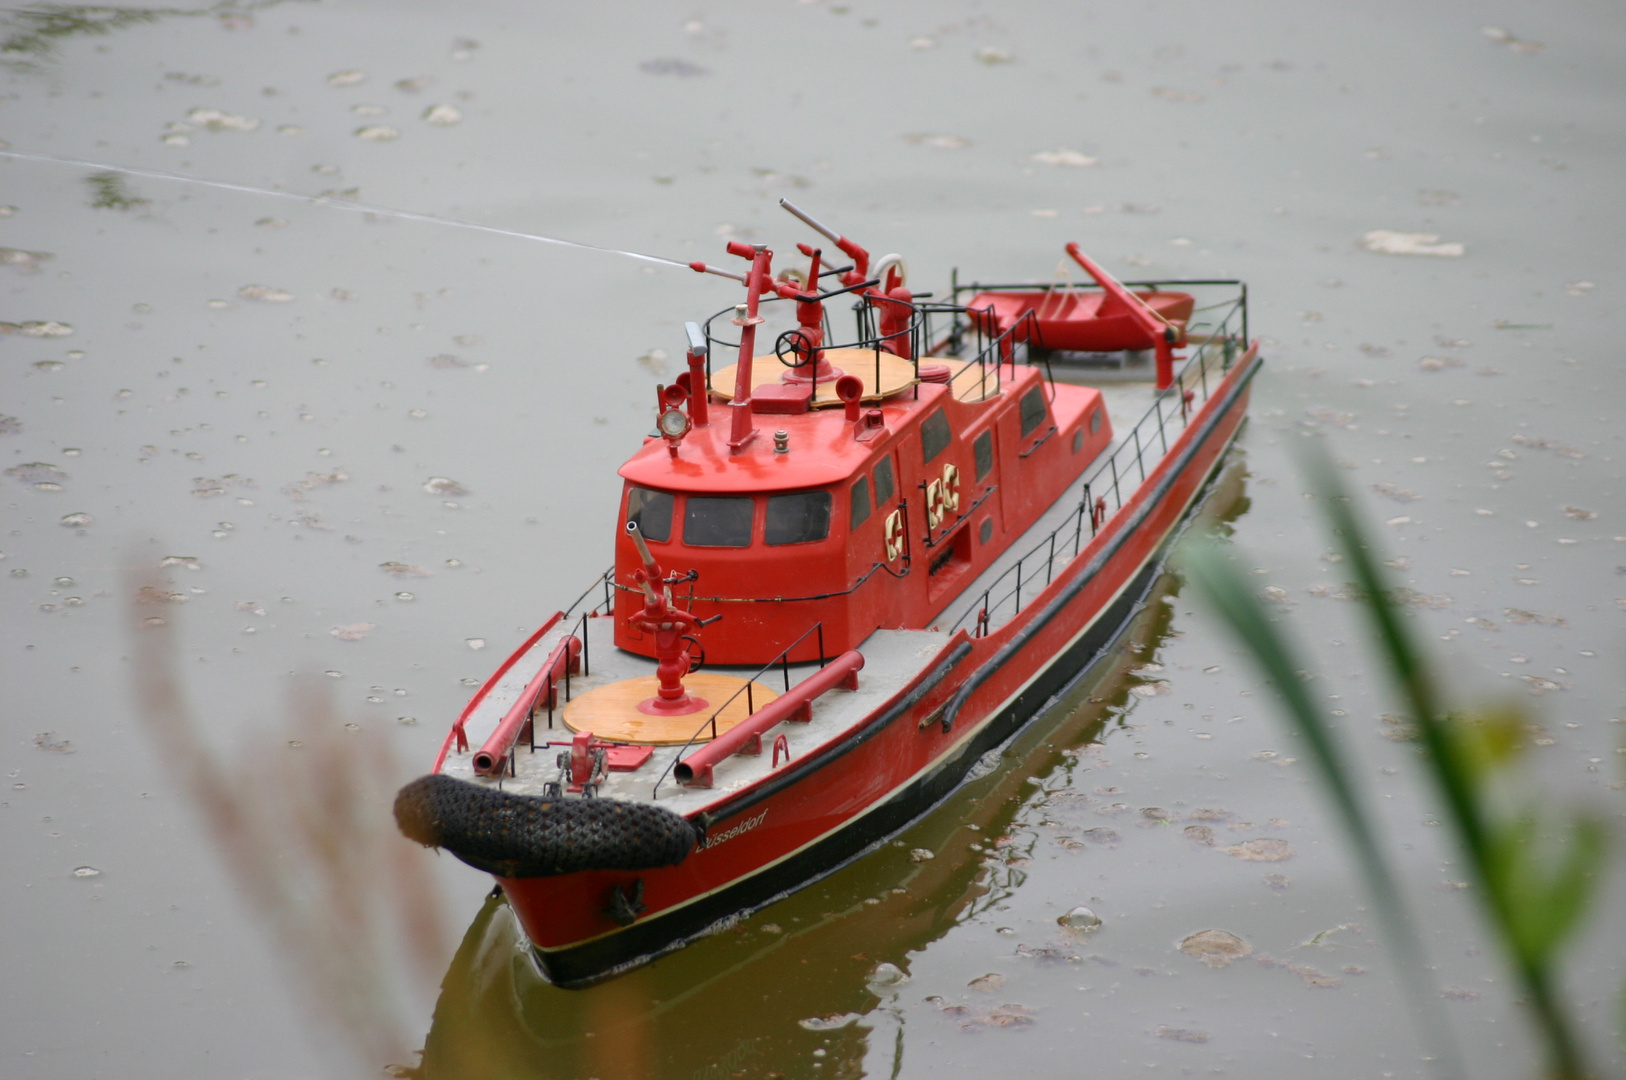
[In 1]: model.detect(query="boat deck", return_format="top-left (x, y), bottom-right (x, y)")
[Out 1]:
top-left (439, 617), bottom-right (950, 813)
top-left (441, 359), bottom-right (1210, 814)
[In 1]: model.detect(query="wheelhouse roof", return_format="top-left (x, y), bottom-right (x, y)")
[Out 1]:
top-left (617, 382), bottom-right (953, 494)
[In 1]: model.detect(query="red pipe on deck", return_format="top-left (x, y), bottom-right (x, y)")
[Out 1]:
top-left (473, 635), bottom-right (582, 776)
top-left (674, 650), bottom-right (864, 788)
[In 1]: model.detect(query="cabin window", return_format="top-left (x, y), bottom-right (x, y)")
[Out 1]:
top-left (1019, 387), bottom-right (1047, 438)
top-left (1072, 429), bottom-right (1083, 454)
top-left (850, 476), bottom-right (872, 528)
top-left (973, 430), bottom-right (994, 481)
top-left (1090, 405), bottom-right (1103, 434)
top-left (921, 409), bottom-right (952, 464)
top-left (625, 486), bottom-right (674, 543)
top-left (766, 491), bottom-right (832, 546)
top-left (684, 496), bottom-right (754, 547)
top-left (872, 456), bottom-right (896, 507)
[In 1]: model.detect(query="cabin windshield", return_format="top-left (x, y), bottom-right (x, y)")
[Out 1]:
top-left (685, 496), bottom-right (754, 547)
top-left (625, 486), bottom-right (674, 542)
top-left (765, 491), bottom-right (832, 546)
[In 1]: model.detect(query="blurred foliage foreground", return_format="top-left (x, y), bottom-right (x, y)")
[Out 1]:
top-left (1182, 444), bottom-right (1620, 1080)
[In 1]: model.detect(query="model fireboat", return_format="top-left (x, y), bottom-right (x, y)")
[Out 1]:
top-left (395, 200), bottom-right (1261, 986)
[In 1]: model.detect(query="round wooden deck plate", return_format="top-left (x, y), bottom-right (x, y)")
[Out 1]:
top-left (559, 673), bottom-right (779, 745)
top-left (708, 348), bottom-right (918, 406)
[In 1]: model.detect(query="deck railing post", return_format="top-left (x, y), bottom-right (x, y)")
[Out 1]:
top-left (1110, 455), bottom-right (1121, 509)
top-left (1134, 428), bottom-right (1145, 482)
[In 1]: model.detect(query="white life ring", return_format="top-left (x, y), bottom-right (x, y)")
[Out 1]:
top-left (941, 463), bottom-right (961, 514)
top-left (884, 508), bottom-right (905, 561)
top-left (925, 478), bottom-right (945, 530)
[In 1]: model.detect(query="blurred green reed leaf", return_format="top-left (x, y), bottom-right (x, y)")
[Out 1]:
top-left (1182, 441), bottom-right (1610, 1080)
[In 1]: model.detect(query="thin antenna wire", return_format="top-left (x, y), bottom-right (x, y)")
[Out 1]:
top-left (0, 148), bottom-right (693, 270)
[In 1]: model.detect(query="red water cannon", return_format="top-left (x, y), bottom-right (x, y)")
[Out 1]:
top-left (625, 520), bottom-right (710, 716)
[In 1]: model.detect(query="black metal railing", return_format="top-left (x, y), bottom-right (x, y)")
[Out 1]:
top-left (946, 289), bottom-right (1248, 638)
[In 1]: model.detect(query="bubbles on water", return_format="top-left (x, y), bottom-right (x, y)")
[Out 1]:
top-left (324, 670), bottom-right (343, 679)
top-left (355, 126), bottom-right (400, 141)
top-left (395, 75), bottom-right (433, 92)
top-left (395, 591), bottom-right (415, 602)
top-left (799, 1013), bottom-right (860, 1031)
top-left (423, 477), bottom-right (467, 496)
top-left (34, 732), bottom-right (74, 753)
top-left (1360, 230), bottom-right (1465, 257)
top-left (460, 677), bottom-right (479, 686)
top-left (330, 624), bottom-right (374, 641)
top-left (1222, 838), bottom-right (1293, 862)
top-left (902, 133), bottom-right (971, 149)
top-left (422, 105), bottom-right (462, 126)
top-left (396, 716), bottom-right (417, 726)
top-left (1, 320), bottom-right (72, 337)
top-left (379, 562), bottom-right (429, 578)
top-left (466, 638), bottom-right (486, 650)
top-left (1058, 905), bottom-right (1102, 932)
top-left (352, 103), bottom-right (388, 116)
top-left (0, 247), bottom-right (51, 273)
top-left (60, 512), bottom-right (92, 527)
top-left (6, 462), bottom-right (68, 488)
top-left (158, 555), bottom-right (201, 570)
top-left (1180, 929), bottom-right (1252, 967)
top-left (327, 70), bottom-right (368, 87)
top-left (1031, 149), bottom-right (1097, 167)
top-left (238, 284), bottom-right (294, 302)
top-left (908, 848), bottom-right (934, 862)
top-left (866, 962), bottom-right (908, 988)
top-left (186, 108), bottom-right (260, 132)
top-left (73, 866), bottom-right (101, 878)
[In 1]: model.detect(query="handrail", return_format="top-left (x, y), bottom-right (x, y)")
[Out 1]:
top-left (472, 635), bottom-right (581, 776)
top-left (651, 620), bottom-right (828, 799)
top-left (671, 650), bottom-right (864, 788)
top-left (947, 286), bottom-right (1248, 637)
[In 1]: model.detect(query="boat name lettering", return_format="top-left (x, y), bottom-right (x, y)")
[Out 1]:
top-left (701, 810), bottom-right (768, 850)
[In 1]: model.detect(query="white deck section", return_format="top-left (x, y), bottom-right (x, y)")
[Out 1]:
top-left (440, 617), bottom-right (950, 812)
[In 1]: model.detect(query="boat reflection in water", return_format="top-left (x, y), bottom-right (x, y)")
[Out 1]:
top-left (414, 460), bottom-right (1248, 1080)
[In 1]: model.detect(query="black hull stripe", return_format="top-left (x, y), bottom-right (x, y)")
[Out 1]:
top-left (533, 361), bottom-right (1258, 987)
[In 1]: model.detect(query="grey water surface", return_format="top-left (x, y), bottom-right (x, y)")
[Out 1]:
top-left (3, 1), bottom-right (1624, 1077)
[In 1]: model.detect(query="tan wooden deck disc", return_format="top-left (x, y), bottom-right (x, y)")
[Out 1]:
top-left (559, 673), bottom-right (779, 744)
top-left (708, 347), bottom-right (918, 407)
top-left (948, 357), bottom-right (1005, 403)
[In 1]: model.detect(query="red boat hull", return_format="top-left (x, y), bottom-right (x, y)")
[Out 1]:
top-left (496, 345), bottom-right (1260, 986)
